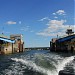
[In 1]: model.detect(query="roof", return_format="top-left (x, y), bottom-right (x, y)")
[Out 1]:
top-left (57, 34), bottom-right (75, 43)
top-left (0, 37), bottom-right (15, 43)
top-left (10, 34), bottom-right (22, 38)
top-left (0, 34), bottom-right (8, 38)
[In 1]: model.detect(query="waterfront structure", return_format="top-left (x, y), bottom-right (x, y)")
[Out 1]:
top-left (0, 34), bottom-right (24, 54)
top-left (50, 28), bottom-right (75, 52)
top-left (10, 34), bottom-right (24, 52)
top-left (0, 35), bottom-right (15, 54)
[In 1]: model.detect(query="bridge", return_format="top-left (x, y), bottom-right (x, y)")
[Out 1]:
top-left (25, 47), bottom-right (50, 50)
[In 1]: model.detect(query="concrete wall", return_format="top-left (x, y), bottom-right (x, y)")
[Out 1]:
top-left (10, 34), bottom-right (24, 52)
top-left (4, 45), bottom-right (12, 54)
top-left (1, 44), bottom-right (12, 54)
top-left (50, 38), bottom-right (75, 52)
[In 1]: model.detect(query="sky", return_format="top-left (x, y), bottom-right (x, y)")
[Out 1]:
top-left (0, 0), bottom-right (74, 47)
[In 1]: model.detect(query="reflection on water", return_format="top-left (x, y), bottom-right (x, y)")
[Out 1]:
top-left (0, 50), bottom-right (75, 75)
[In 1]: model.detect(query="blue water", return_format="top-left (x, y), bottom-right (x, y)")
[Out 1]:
top-left (0, 50), bottom-right (75, 75)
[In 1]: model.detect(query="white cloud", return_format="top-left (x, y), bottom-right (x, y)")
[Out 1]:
top-left (36, 19), bottom-right (74, 37)
top-left (47, 20), bottom-right (66, 26)
top-left (52, 13), bottom-right (56, 15)
top-left (19, 21), bottom-right (21, 24)
top-left (21, 27), bottom-right (29, 32)
top-left (37, 32), bottom-right (56, 36)
top-left (26, 26), bottom-right (30, 28)
top-left (5, 31), bottom-right (11, 34)
top-left (6, 21), bottom-right (16, 25)
top-left (53, 10), bottom-right (66, 15)
top-left (20, 26), bottom-right (30, 32)
top-left (38, 17), bottom-right (50, 21)
top-left (30, 30), bottom-right (34, 32)
top-left (54, 16), bottom-right (58, 19)
top-left (56, 10), bottom-right (66, 15)
top-left (37, 10), bottom-right (74, 37)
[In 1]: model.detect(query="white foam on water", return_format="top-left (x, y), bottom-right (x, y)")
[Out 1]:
top-left (2, 62), bottom-right (24, 75)
top-left (11, 58), bottom-right (57, 75)
top-left (56, 56), bottom-right (74, 74)
top-left (11, 56), bottom-right (74, 75)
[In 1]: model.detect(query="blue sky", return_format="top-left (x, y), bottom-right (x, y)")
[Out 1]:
top-left (0, 0), bottom-right (74, 47)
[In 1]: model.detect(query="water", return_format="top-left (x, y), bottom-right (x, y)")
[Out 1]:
top-left (0, 50), bottom-right (75, 75)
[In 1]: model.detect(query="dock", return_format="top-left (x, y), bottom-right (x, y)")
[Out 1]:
top-left (0, 34), bottom-right (24, 54)
top-left (50, 28), bottom-right (75, 52)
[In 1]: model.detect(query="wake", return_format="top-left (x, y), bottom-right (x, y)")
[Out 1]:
top-left (11, 56), bottom-right (74, 75)
top-left (11, 58), bottom-right (57, 75)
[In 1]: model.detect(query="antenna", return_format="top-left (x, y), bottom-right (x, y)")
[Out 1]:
top-left (69, 25), bottom-right (71, 29)
top-left (57, 34), bottom-right (58, 38)
top-left (66, 26), bottom-right (74, 35)
top-left (2, 27), bottom-right (4, 34)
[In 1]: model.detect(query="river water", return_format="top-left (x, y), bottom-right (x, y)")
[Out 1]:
top-left (0, 50), bottom-right (75, 75)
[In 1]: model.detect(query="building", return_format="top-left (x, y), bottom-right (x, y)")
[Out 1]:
top-left (0, 34), bottom-right (24, 54)
top-left (50, 38), bottom-right (57, 51)
top-left (50, 28), bottom-right (75, 52)
top-left (0, 35), bottom-right (15, 54)
top-left (10, 34), bottom-right (24, 52)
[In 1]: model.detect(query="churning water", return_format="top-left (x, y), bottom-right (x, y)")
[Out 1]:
top-left (0, 50), bottom-right (75, 75)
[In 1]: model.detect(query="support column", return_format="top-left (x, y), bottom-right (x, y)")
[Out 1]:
top-left (12, 43), bottom-right (14, 53)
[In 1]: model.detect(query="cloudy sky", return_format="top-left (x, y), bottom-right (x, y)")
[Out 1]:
top-left (0, 0), bottom-right (74, 47)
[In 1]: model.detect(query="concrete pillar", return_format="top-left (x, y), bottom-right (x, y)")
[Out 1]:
top-left (12, 43), bottom-right (14, 53)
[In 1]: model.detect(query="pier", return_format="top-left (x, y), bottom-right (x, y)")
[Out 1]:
top-left (0, 34), bottom-right (24, 54)
top-left (50, 28), bottom-right (75, 52)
